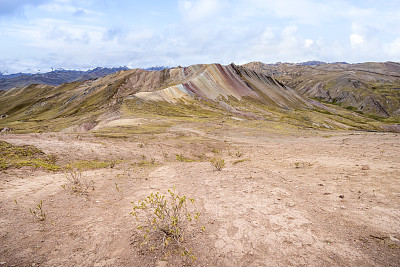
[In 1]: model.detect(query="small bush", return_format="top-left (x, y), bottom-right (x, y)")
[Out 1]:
top-left (131, 187), bottom-right (201, 262)
top-left (109, 159), bottom-right (117, 168)
top-left (176, 153), bottom-right (185, 162)
top-left (175, 154), bottom-right (194, 162)
top-left (210, 157), bottom-right (225, 171)
top-left (235, 151), bottom-right (243, 158)
top-left (63, 170), bottom-right (94, 195)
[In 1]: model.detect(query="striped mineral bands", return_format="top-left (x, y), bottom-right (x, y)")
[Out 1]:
top-left (133, 63), bottom-right (308, 109)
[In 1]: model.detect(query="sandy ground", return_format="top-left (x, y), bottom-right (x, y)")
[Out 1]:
top-left (0, 125), bottom-right (399, 266)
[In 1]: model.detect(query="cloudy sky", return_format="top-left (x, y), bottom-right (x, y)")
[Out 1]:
top-left (0, 0), bottom-right (400, 73)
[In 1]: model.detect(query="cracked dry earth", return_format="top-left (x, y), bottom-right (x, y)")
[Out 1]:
top-left (0, 128), bottom-right (399, 266)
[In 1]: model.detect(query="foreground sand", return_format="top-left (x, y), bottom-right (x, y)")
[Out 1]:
top-left (1, 126), bottom-right (399, 266)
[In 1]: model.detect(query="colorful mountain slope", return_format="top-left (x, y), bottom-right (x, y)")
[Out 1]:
top-left (244, 61), bottom-right (400, 118)
top-left (0, 62), bottom-right (399, 133)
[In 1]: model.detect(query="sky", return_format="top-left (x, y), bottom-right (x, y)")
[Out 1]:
top-left (0, 0), bottom-right (400, 74)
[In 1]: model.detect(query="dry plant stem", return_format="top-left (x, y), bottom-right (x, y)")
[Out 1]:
top-left (29, 200), bottom-right (46, 221)
top-left (64, 170), bottom-right (94, 195)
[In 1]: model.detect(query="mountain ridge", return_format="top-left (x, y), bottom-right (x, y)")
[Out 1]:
top-left (1, 62), bottom-right (399, 134)
top-left (0, 67), bottom-right (130, 91)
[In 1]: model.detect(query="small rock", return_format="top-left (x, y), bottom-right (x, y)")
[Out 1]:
top-left (0, 127), bottom-right (12, 132)
top-left (361, 165), bottom-right (370, 170)
top-left (0, 262), bottom-right (6, 265)
top-left (156, 260), bottom-right (168, 267)
top-left (318, 183), bottom-right (324, 186)
top-left (389, 235), bottom-right (400, 242)
top-left (339, 195), bottom-right (344, 199)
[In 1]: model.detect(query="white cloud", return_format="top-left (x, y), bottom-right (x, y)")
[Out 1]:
top-left (260, 27), bottom-right (274, 43)
top-left (179, 0), bottom-right (225, 22)
top-left (2, 0), bottom-right (400, 73)
top-left (385, 38), bottom-right (400, 58)
top-left (37, 3), bottom-right (99, 16)
top-left (350, 34), bottom-right (364, 46)
top-left (304, 39), bottom-right (314, 48)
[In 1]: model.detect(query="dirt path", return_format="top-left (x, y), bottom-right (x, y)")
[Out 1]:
top-left (0, 129), bottom-right (399, 266)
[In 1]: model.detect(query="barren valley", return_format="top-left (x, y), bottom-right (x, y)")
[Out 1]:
top-left (1, 120), bottom-right (399, 266)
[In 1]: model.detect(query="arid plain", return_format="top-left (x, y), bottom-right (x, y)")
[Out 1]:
top-left (1, 119), bottom-right (399, 266)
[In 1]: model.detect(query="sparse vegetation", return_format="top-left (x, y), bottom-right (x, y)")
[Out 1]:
top-left (235, 151), bottom-right (243, 158)
top-left (210, 157), bottom-right (225, 171)
top-left (131, 187), bottom-right (201, 262)
top-left (176, 153), bottom-right (185, 162)
top-left (65, 159), bottom-right (109, 170)
top-left (211, 148), bottom-right (220, 154)
top-left (175, 153), bottom-right (194, 162)
top-left (233, 158), bottom-right (248, 165)
top-left (63, 170), bottom-right (94, 195)
top-left (29, 200), bottom-right (46, 221)
top-left (109, 159), bottom-right (117, 168)
top-left (0, 140), bottom-right (60, 171)
top-left (294, 161), bottom-right (313, 168)
top-left (46, 154), bottom-right (58, 165)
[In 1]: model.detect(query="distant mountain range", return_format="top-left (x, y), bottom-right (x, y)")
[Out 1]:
top-left (0, 66), bottom-right (173, 91)
top-left (0, 67), bottom-right (131, 91)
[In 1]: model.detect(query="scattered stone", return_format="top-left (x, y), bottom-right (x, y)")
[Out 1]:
top-left (318, 183), bottom-right (324, 186)
top-left (323, 192), bottom-right (331, 195)
top-left (389, 235), bottom-right (400, 243)
top-left (156, 260), bottom-right (168, 267)
top-left (0, 127), bottom-right (12, 132)
top-left (339, 195), bottom-right (344, 199)
top-left (361, 165), bottom-right (370, 170)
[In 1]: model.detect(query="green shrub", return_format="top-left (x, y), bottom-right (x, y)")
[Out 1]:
top-left (131, 187), bottom-right (201, 262)
top-left (210, 157), bottom-right (225, 171)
